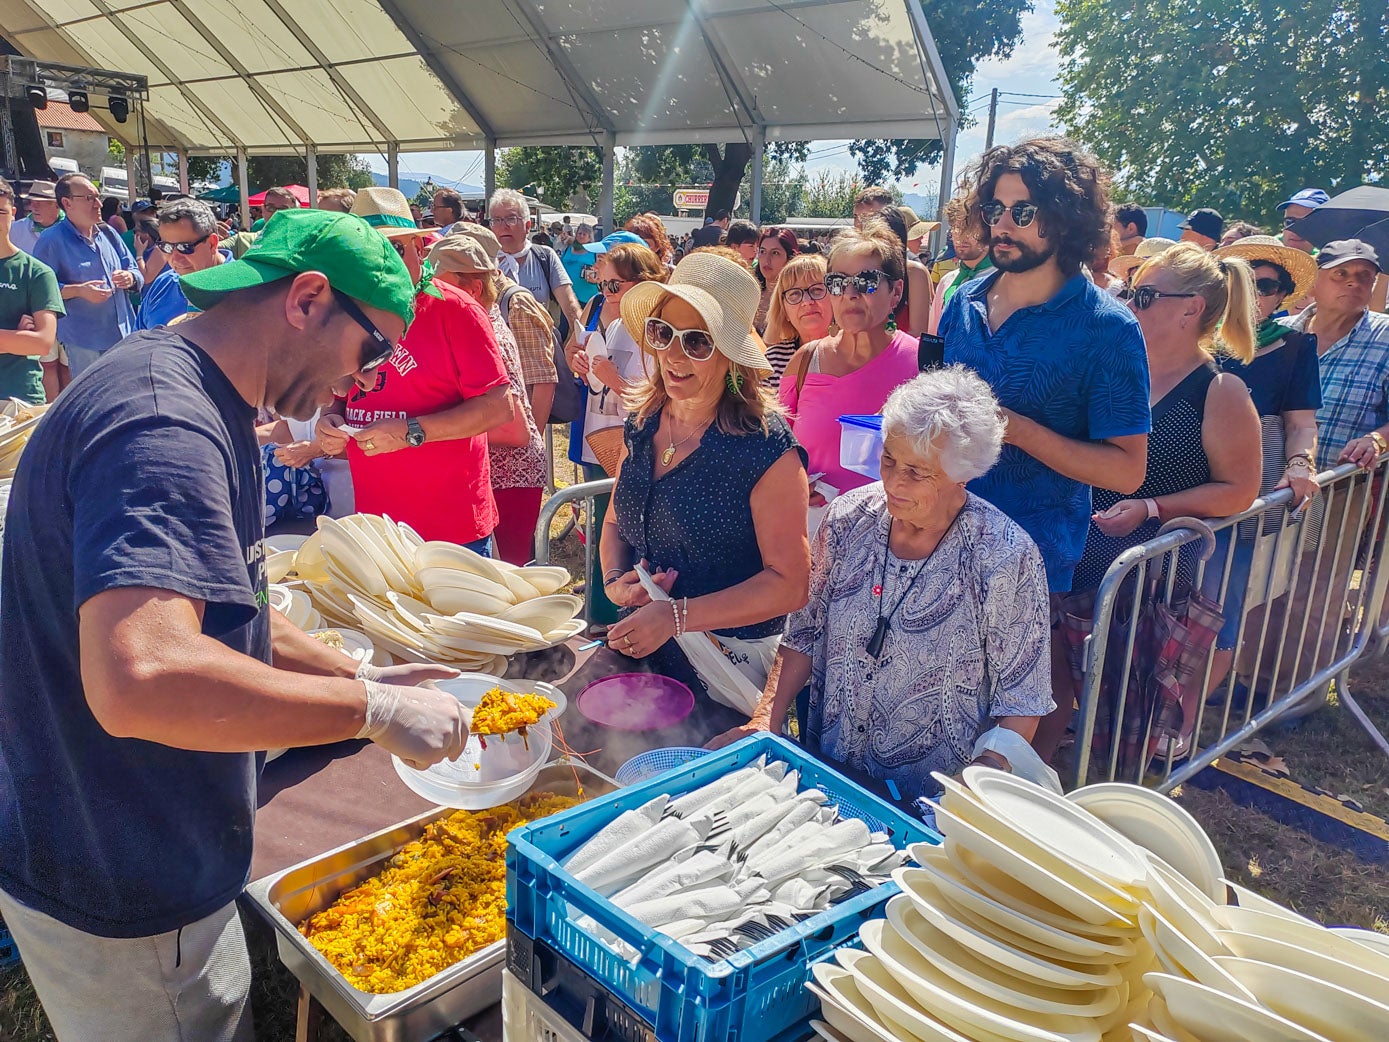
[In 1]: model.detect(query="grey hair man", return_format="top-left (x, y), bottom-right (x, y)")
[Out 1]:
top-left (136, 198), bottom-right (227, 330)
top-left (487, 188), bottom-right (582, 341)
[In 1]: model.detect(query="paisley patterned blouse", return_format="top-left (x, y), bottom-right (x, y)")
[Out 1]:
top-left (785, 484), bottom-right (1054, 797)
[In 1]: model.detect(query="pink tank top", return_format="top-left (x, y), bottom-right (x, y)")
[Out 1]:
top-left (778, 330), bottom-right (918, 492)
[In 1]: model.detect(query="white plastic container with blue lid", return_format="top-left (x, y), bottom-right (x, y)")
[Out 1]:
top-left (838, 414), bottom-right (884, 479)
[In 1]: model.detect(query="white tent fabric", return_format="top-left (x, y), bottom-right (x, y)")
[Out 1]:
top-left (0, 0), bottom-right (956, 155)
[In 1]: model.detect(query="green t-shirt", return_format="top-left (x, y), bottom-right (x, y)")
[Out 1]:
top-left (0, 251), bottom-right (66, 405)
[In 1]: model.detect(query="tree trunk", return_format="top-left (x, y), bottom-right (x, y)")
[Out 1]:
top-left (702, 141), bottom-right (752, 218)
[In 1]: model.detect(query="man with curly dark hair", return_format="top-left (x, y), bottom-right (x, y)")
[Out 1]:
top-left (941, 136), bottom-right (1153, 761)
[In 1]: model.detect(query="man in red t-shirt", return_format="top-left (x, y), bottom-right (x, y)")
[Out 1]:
top-left (316, 188), bottom-right (512, 551)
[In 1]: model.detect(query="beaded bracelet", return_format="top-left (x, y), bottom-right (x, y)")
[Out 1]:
top-left (669, 599), bottom-right (683, 637)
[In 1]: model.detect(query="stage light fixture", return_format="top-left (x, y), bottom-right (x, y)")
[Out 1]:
top-left (68, 90), bottom-right (90, 113)
top-left (25, 84), bottom-right (47, 109)
top-left (109, 95), bottom-right (129, 123)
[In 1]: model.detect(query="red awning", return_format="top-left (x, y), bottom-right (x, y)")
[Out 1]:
top-left (246, 184), bottom-right (312, 207)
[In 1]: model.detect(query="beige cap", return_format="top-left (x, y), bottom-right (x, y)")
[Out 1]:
top-left (441, 220), bottom-right (502, 261)
top-left (427, 234), bottom-right (498, 275)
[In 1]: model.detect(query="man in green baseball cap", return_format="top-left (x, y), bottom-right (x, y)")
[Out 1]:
top-left (0, 205), bottom-right (472, 1042)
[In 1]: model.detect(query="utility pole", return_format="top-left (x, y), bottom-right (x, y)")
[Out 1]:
top-left (985, 87), bottom-right (999, 151)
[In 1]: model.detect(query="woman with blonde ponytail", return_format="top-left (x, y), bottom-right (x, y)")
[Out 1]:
top-left (1072, 241), bottom-right (1264, 757)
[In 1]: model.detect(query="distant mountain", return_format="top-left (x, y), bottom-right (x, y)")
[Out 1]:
top-left (370, 171), bottom-right (484, 199)
top-left (901, 192), bottom-right (939, 218)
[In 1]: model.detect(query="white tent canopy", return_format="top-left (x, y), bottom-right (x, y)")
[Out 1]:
top-left (0, 0), bottom-right (958, 221)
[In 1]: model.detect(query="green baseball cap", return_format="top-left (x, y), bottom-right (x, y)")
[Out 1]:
top-left (181, 208), bottom-right (416, 326)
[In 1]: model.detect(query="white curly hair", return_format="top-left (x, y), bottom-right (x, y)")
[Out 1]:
top-left (880, 365), bottom-right (1005, 483)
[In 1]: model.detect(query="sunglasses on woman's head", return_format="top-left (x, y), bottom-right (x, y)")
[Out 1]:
top-left (782, 284), bottom-right (829, 305)
top-left (824, 269), bottom-right (891, 296)
top-left (979, 200), bottom-right (1040, 228)
top-left (644, 317), bottom-right (717, 361)
top-left (1128, 285), bottom-right (1197, 310)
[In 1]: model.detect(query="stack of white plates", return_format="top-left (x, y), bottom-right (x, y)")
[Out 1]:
top-left (274, 514), bottom-right (583, 670)
top-left (0, 399), bottom-right (46, 480)
top-left (809, 768), bottom-right (1389, 1042)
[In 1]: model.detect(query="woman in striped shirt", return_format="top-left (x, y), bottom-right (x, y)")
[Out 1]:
top-left (762, 253), bottom-right (831, 390)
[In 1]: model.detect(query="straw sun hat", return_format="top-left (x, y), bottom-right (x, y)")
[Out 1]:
top-left (619, 251), bottom-right (769, 372)
top-left (1109, 236), bottom-right (1178, 280)
top-left (350, 186), bottom-right (428, 240)
top-left (1213, 234), bottom-right (1319, 303)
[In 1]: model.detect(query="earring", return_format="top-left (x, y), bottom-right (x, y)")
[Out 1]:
top-left (885, 313), bottom-right (898, 333)
top-left (725, 370), bottom-right (744, 396)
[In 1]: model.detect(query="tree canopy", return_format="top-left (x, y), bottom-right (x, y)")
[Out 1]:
top-left (1055, 0), bottom-right (1389, 221)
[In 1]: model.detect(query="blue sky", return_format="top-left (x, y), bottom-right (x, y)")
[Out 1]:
top-left (362, 1), bottom-right (1064, 199)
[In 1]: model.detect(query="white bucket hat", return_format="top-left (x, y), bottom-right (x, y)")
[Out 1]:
top-left (620, 251), bottom-right (769, 372)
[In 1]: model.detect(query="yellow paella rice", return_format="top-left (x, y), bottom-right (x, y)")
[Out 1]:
top-left (310, 629), bottom-right (345, 651)
top-left (470, 687), bottom-right (556, 737)
top-left (299, 792), bottom-right (578, 993)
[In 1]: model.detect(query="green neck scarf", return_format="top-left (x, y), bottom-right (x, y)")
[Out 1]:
top-left (943, 255), bottom-right (992, 306)
top-left (416, 259), bottom-right (444, 300)
top-left (1256, 316), bottom-right (1288, 350)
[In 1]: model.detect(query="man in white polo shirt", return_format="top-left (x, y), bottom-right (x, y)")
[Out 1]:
top-left (487, 188), bottom-right (582, 342)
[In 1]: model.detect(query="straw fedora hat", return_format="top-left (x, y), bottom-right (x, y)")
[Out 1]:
top-left (1213, 234), bottom-right (1318, 303)
top-left (620, 251), bottom-right (769, 372)
top-left (350, 186), bottom-right (426, 240)
top-left (1110, 236), bottom-right (1178, 279)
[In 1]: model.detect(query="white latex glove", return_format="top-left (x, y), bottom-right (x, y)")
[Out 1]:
top-left (356, 679), bottom-right (471, 769)
top-left (356, 660), bottom-right (460, 687)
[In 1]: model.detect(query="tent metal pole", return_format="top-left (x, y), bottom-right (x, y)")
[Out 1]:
top-left (937, 116), bottom-right (957, 222)
top-left (177, 151), bottom-right (189, 194)
top-left (125, 150), bottom-right (138, 206)
top-left (599, 134), bottom-right (615, 233)
top-left (484, 141), bottom-right (496, 208)
top-left (749, 127), bottom-right (766, 224)
top-left (306, 145), bottom-right (318, 207)
top-left (387, 144), bottom-right (399, 190)
top-left (237, 148), bottom-right (251, 230)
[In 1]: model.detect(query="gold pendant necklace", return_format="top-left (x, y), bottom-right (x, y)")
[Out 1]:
top-left (662, 417), bottom-right (708, 466)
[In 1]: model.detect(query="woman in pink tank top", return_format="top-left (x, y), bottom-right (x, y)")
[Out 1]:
top-left (779, 225), bottom-right (918, 495)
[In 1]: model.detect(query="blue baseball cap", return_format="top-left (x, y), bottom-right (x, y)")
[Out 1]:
top-left (1277, 188), bottom-right (1329, 212)
top-left (584, 230), bottom-right (646, 254)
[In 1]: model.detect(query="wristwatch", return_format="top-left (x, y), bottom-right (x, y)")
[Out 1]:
top-left (405, 417), bottom-right (426, 447)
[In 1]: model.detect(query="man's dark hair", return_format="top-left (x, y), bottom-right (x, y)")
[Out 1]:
top-left (1114, 203), bottom-right (1147, 236)
top-left (54, 173), bottom-right (86, 207)
top-left (1223, 220), bottom-right (1265, 242)
top-left (0, 177), bottom-right (12, 199)
top-left (434, 189), bottom-right (463, 223)
top-left (726, 219), bottom-right (759, 247)
top-left (101, 196), bottom-right (123, 222)
top-left (712, 208), bottom-right (731, 222)
top-left (964, 137), bottom-right (1113, 276)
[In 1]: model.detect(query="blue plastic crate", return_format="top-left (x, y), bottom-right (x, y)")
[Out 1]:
top-left (506, 734), bottom-right (939, 1042)
top-left (0, 916), bottom-right (18, 969)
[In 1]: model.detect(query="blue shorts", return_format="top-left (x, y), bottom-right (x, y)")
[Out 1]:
top-left (1201, 529), bottom-right (1255, 650)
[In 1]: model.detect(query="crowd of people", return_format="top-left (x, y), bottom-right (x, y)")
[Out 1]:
top-left (2, 136), bottom-right (1389, 1038)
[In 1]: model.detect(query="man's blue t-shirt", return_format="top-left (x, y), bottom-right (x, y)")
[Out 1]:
top-left (134, 265), bottom-right (187, 330)
top-left (0, 329), bottom-right (270, 937)
top-left (942, 270), bottom-right (1150, 591)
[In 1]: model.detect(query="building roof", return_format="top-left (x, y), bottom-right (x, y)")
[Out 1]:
top-left (0, 0), bottom-right (956, 155)
top-left (36, 99), bottom-right (104, 134)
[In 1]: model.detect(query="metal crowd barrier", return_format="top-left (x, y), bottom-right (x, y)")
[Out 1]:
top-left (533, 478), bottom-right (615, 622)
top-left (1072, 457), bottom-right (1389, 790)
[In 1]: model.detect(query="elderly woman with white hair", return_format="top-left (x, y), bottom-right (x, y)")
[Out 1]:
top-left (712, 367), bottom-right (1055, 794)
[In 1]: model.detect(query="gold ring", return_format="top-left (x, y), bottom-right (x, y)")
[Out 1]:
top-left (363, 439), bottom-right (376, 451)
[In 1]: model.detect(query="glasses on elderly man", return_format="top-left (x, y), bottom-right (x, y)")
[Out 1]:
top-left (490, 214), bottom-right (526, 228)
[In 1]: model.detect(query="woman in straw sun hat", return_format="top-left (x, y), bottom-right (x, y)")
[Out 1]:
top-left (600, 251), bottom-right (811, 717)
top-left (1200, 234), bottom-right (1322, 707)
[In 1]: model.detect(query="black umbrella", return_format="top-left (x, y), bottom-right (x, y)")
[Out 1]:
top-left (1288, 185), bottom-right (1389, 256)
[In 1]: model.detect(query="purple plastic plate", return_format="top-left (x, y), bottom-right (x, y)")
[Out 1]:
top-left (576, 673), bottom-right (695, 731)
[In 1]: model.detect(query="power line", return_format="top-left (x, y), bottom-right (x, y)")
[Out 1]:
top-left (998, 91), bottom-right (1061, 100)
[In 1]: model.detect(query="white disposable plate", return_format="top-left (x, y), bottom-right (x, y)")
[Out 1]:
top-left (891, 874), bottom-right (1121, 991)
top-left (321, 520), bottom-right (394, 594)
top-left (924, 841), bottom-right (1140, 941)
top-left (1213, 905), bottom-right (1389, 980)
top-left (321, 537), bottom-right (390, 599)
top-left (806, 1019), bottom-right (855, 1042)
top-left (1213, 955), bottom-right (1389, 1042)
top-left (860, 920), bottom-right (1100, 1042)
top-left (265, 534), bottom-right (308, 553)
top-left (350, 595), bottom-right (434, 652)
top-left (963, 767), bottom-right (1149, 890)
top-left (1330, 926), bottom-right (1389, 956)
top-left (413, 541), bottom-right (510, 587)
top-left (1145, 994), bottom-right (1201, 1042)
top-left (1138, 906), bottom-right (1251, 1001)
top-left (266, 549), bottom-right (297, 584)
top-left (384, 591), bottom-right (439, 631)
top-left (515, 564), bottom-right (571, 595)
top-left (415, 566), bottom-right (514, 601)
top-left (541, 618), bottom-right (588, 644)
top-left (929, 801), bottom-right (1133, 928)
top-left (1216, 929), bottom-right (1389, 1006)
top-left (1223, 880), bottom-right (1315, 922)
top-left (849, 950), bottom-right (976, 1042)
top-left (425, 585), bottom-right (515, 618)
top-left (940, 775), bottom-right (1141, 915)
top-left (905, 847), bottom-right (1136, 962)
top-left (425, 610), bottom-right (546, 643)
top-left (1143, 855), bottom-right (1225, 955)
top-left (292, 531), bottom-right (333, 583)
top-left (886, 894), bottom-right (1121, 1014)
top-left (499, 569), bottom-right (542, 602)
top-left (1128, 1026), bottom-right (1182, 1042)
top-left (498, 594), bottom-right (583, 632)
top-left (268, 584), bottom-right (294, 615)
top-left (1068, 782), bottom-right (1224, 901)
top-left (306, 627), bottom-right (374, 663)
top-left (342, 516), bottom-right (415, 591)
top-left (806, 963), bottom-right (901, 1042)
top-left (1144, 972), bottom-right (1332, 1042)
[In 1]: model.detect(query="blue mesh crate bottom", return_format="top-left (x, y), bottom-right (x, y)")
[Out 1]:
top-left (614, 747), bottom-right (710, 786)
